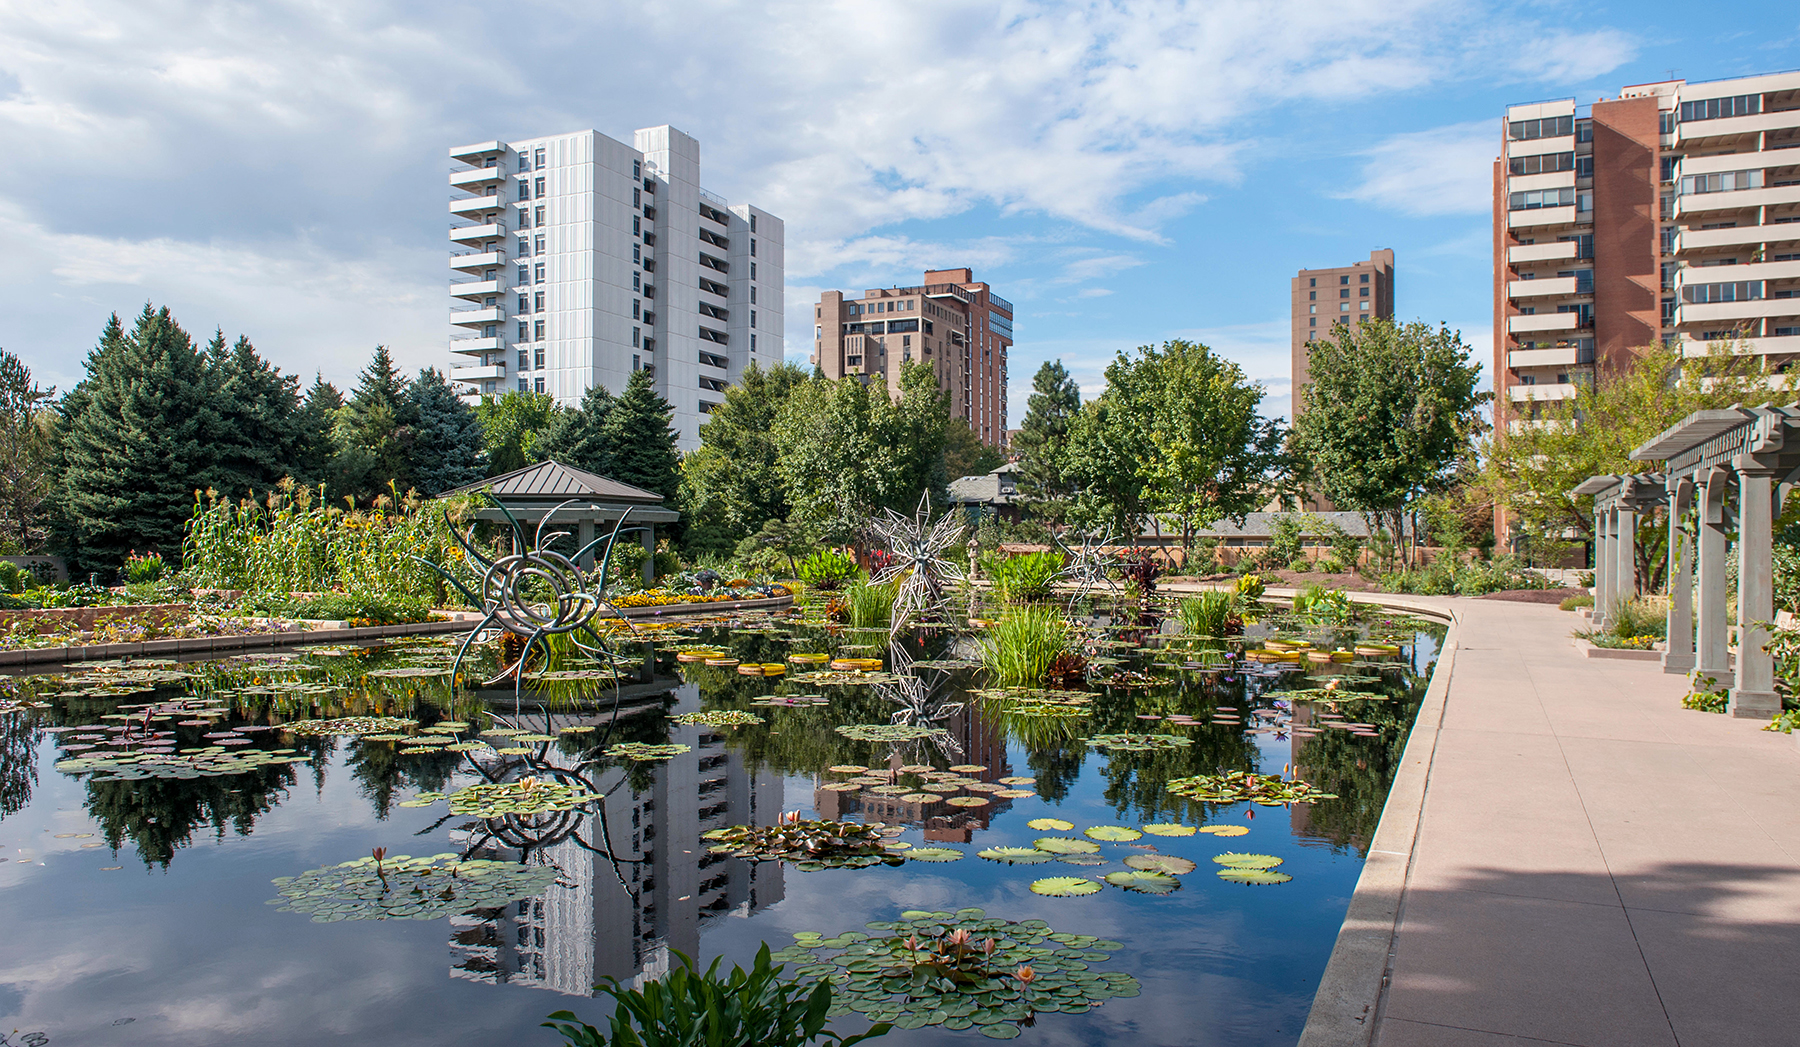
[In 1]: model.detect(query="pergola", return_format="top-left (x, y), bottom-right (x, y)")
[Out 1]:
top-left (1611, 405), bottom-right (1800, 718)
top-left (438, 460), bottom-right (680, 584)
top-left (1569, 472), bottom-right (1667, 635)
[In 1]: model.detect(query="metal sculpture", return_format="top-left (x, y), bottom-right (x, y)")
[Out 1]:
top-left (1054, 528), bottom-right (1121, 613)
top-left (872, 645), bottom-right (964, 760)
top-left (415, 495), bottom-right (644, 702)
top-left (868, 494), bottom-right (967, 638)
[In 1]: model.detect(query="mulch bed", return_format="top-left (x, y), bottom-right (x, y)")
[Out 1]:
top-left (1475, 588), bottom-right (1586, 604)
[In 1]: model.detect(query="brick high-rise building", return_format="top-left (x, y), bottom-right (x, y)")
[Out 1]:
top-left (1290, 249), bottom-right (1395, 413)
top-left (811, 268), bottom-right (1012, 446)
top-left (1494, 71), bottom-right (1800, 438)
top-left (445, 126), bottom-right (783, 450)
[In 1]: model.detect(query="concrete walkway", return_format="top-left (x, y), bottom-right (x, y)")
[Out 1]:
top-left (1368, 597), bottom-right (1800, 1047)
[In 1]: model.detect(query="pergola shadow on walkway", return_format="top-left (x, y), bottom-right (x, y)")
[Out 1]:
top-left (1291, 595), bottom-right (1800, 1047)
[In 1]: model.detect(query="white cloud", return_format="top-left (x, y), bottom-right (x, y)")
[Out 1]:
top-left (1075, 288), bottom-right (1114, 299)
top-left (1337, 120), bottom-right (1497, 217)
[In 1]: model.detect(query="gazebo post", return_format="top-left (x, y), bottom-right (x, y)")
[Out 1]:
top-left (1663, 475), bottom-right (1695, 674)
top-left (1730, 459), bottom-right (1781, 718)
top-left (641, 524), bottom-right (656, 586)
top-left (1696, 466), bottom-right (1731, 687)
top-left (577, 517), bottom-right (596, 572)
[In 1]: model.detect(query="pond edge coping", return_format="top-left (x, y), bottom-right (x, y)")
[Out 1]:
top-left (0, 595), bottom-right (794, 667)
top-left (1161, 583), bottom-right (1457, 1047)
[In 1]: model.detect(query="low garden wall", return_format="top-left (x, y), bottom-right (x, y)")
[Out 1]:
top-left (0, 602), bottom-right (192, 632)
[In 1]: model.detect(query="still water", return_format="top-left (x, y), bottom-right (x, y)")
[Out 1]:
top-left (0, 608), bottom-right (1441, 1047)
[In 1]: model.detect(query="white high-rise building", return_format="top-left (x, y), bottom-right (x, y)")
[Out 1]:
top-left (446, 126), bottom-right (784, 450)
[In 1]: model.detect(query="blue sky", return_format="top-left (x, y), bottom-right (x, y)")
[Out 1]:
top-left (2, 1), bottom-right (1796, 426)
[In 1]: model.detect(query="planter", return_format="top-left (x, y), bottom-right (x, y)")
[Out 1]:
top-left (1572, 637), bottom-right (1662, 661)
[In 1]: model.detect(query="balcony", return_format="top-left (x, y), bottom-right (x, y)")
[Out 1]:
top-left (1676, 298), bottom-right (1799, 325)
top-left (449, 166), bottom-right (504, 192)
top-left (449, 141), bottom-right (505, 166)
top-left (450, 251), bottom-right (503, 274)
top-left (450, 280), bottom-right (500, 302)
top-left (450, 307), bottom-right (503, 329)
top-left (1508, 205), bottom-right (1580, 229)
top-left (1676, 151), bottom-right (1769, 178)
top-left (1508, 276), bottom-right (1580, 299)
top-left (1680, 110), bottom-right (1800, 143)
top-left (1508, 312), bottom-right (1583, 333)
top-left (450, 363), bottom-right (506, 382)
top-left (1676, 259), bottom-right (1800, 291)
top-left (448, 337), bottom-right (500, 358)
top-left (1508, 170), bottom-right (1577, 194)
top-left (1509, 346), bottom-right (1585, 368)
top-left (449, 223), bottom-right (504, 246)
top-left (449, 195), bottom-right (501, 218)
top-left (1508, 382), bottom-right (1579, 402)
top-left (1506, 134), bottom-right (1576, 159)
top-left (1675, 184), bottom-right (1800, 218)
top-left (642, 311), bottom-right (657, 326)
top-left (1508, 241), bottom-right (1580, 264)
top-left (1672, 225), bottom-right (1788, 253)
top-left (1681, 334), bottom-right (1800, 358)
top-left (1508, 419), bottom-right (1573, 435)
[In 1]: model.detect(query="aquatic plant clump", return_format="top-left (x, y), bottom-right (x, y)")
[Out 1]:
top-left (607, 742), bottom-right (693, 761)
top-left (280, 716), bottom-right (419, 737)
top-left (270, 853), bottom-right (561, 921)
top-left (701, 820), bottom-right (907, 871)
top-left (668, 710), bottom-right (766, 728)
top-left (1166, 770), bottom-right (1339, 806)
top-left (56, 746), bottom-right (311, 781)
top-left (447, 778), bottom-right (600, 818)
top-left (773, 908), bottom-right (1138, 1035)
top-left (1086, 733), bottom-right (1193, 753)
top-left (834, 723), bottom-right (946, 744)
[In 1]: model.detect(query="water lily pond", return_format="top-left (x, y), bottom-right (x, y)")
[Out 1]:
top-left (0, 601), bottom-right (1441, 1046)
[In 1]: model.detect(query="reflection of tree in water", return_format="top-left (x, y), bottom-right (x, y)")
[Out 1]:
top-left (0, 711), bottom-right (39, 816)
top-left (347, 739), bottom-right (464, 819)
top-left (85, 760), bottom-right (306, 867)
top-left (1290, 663), bottom-right (1432, 857)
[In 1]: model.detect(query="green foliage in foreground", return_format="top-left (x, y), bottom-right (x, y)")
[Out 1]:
top-left (1176, 590), bottom-right (1235, 636)
top-left (979, 606), bottom-right (1071, 686)
top-left (843, 579), bottom-right (897, 629)
top-left (986, 550), bottom-right (1064, 602)
top-left (796, 549), bottom-right (859, 591)
top-left (543, 944), bottom-right (890, 1047)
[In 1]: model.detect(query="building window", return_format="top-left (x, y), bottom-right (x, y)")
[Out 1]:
top-left (518, 237), bottom-right (530, 256)
top-left (517, 322), bottom-right (528, 341)
top-left (1309, 291), bottom-right (1316, 300)
top-left (518, 378), bottom-right (528, 391)
top-left (518, 296), bottom-right (529, 313)
top-left (1340, 275), bottom-right (1349, 285)
top-left (633, 327), bottom-right (640, 347)
top-left (750, 262), bottom-right (756, 280)
top-left (534, 177), bottom-right (545, 196)
top-left (750, 333), bottom-right (757, 351)
top-left (1309, 277), bottom-right (1316, 287)
top-left (751, 286), bottom-right (757, 304)
top-left (534, 377), bottom-right (545, 394)
top-left (1507, 115), bottom-right (1574, 140)
top-left (535, 206), bottom-right (544, 226)
top-left (1360, 301), bottom-right (1370, 311)
top-left (1309, 317), bottom-right (1317, 327)
top-left (518, 208), bottom-right (530, 229)
top-left (634, 216), bottom-right (641, 235)
top-left (535, 263), bottom-right (545, 283)
top-left (633, 299), bottom-right (640, 319)
top-left (750, 310), bottom-right (757, 328)
top-left (518, 180), bottom-right (530, 201)
top-left (750, 238), bottom-right (757, 257)
top-left (518, 153), bottom-right (529, 171)
top-left (1508, 151), bottom-right (1575, 176)
top-left (1680, 170), bottom-right (1764, 195)
top-left (1680, 94), bottom-right (1759, 122)
top-left (1360, 287), bottom-right (1369, 297)
top-left (633, 160), bottom-right (641, 179)
top-left (633, 272), bottom-right (641, 291)
top-left (1340, 289), bottom-right (1349, 298)
top-left (531, 292), bottom-right (542, 312)
top-left (534, 320), bottom-right (545, 340)
top-left (533, 147), bottom-right (545, 168)
top-left (517, 265), bottom-right (529, 283)
top-left (634, 244), bottom-right (641, 263)
top-left (534, 347), bottom-right (545, 369)
top-left (1340, 302), bottom-right (1350, 312)
top-left (534, 235), bottom-right (545, 254)
top-left (1683, 281), bottom-right (1762, 304)
top-left (750, 214), bottom-right (757, 232)
top-left (1509, 187), bottom-right (1577, 210)
top-left (518, 351), bottom-right (529, 371)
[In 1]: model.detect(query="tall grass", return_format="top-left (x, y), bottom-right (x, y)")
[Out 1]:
top-left (1608, 597), bottom-right (1667, 640)
top-left (986, 551), bottom-right (1065, 602)
top-left (844, 579), bottom-right (897, 628)
top-left (978, 606), bottom-right (1070, 686)
top-left (1176, 590), bottom-right (1235, 636)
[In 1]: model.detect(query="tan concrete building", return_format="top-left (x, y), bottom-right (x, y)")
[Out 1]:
top-left (1494, 71), bottom-right (1800, 436)
top-left (1290, 249), bottom-right (1396, 412)
top-left (811, 268), bottom-right (1013, 446)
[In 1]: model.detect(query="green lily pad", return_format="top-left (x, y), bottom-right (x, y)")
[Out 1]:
top-left (1033, 837), bottom-right (1101, 855)
top-left (1082, 825), bottom-right (1142, 842)
top-left (978, 847), bottom-right (1056, 865)
top-left (1212, 852), bottom-right (1284, 869)
top-left (907, 847), bottom-right (964, 863)
top-left (1102, 870), bottom-right (1180, 894)
top-left (1125, 854), bottom-right (1197, 875)
top-left (1216, 867), bottom-right (1293, 885)
top-left (1140, 823), bottom-right (1197, 837)
top-left (1030, 876), bottom-right (1102, 897)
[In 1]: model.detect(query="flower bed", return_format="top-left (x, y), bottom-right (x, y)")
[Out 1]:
top-left (610, 583), bottom-right (790, 609)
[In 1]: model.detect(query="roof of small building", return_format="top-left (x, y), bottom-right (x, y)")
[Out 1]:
top-left (947, 462), bottom-right (1021, 506)
top-left (438, 460), bottom-right (666, 505)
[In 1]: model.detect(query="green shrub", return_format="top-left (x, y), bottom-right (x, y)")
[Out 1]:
top-left (843, 579), bottom-right (896, 629)
top-left (978, 606), bottom-right (1070, 686)
top-left (123, 550), bottom-right (166, 584)
top-left (1267, 515), bottom-right (1305, 565)
top-left (543, 944), bottom-right (889, 1047)
top-left (1560, 594), bottom-right (1595, 611)
top-left (1315, 556), bottom-right (1345, 574)
top-left (0, 561), bottom-right (38, 595)
top-left (1291, 583), bottom-right (1354, 621)
top-left (796, 550), bottom-right (859, 591)
top-left (1231, 555), bottom-right (1259, 575)
top-left (986, 550), bottom-right (1064, 602)
top-left (1286, 556), bottom-right (1313, 573)
top-left (279, 593), bottom-right (436, 625)
top-left (1321, 521), bottom-right (1363, 573)
top-left (1608, 597), bottom-right (1667, 641)
top-left (1176, 590), bottom-right (1235, 637)
top-left (1233, 573), bottom-right (1265, 600)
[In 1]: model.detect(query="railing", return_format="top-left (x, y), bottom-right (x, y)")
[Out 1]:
top-left (699, 186), bottom-right (730, 207)
top-left (988, 293), bottom-right (1013, 314)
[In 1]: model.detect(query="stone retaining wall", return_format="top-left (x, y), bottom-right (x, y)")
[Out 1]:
top-left (0, 602), bottom-right (192, 632)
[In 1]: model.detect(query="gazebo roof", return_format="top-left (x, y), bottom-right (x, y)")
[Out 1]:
top-left (439, 460), bottom-right (666, 505)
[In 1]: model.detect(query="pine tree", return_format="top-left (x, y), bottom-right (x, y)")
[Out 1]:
top-left (208, 332), bottom-right (301, 498)
top-left (290, 376), bottom-right (343, 487)
top-left (603, 369), bottom-right (680, 501)
top-left (329, 346), bottom-right (416, 501)
top-left (0, 350), bottom-right (57, 553)
top-left (1012, 360), bottom-right (1082, 516)
top-left (57, 304), bottom-right (221, 571)
top-left (534, 382), bottom-right (616, 475)
top-left (407, 368), bottom-right (487, 495)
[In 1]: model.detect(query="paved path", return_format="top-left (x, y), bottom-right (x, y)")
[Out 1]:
top-left (1371, 597), bottom-right (1800, 1047)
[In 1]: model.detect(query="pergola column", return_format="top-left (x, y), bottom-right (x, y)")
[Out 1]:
top-left (1615, 503), bottom-right (1637, 608)
top-left (1696, 467), bottom-right (1731, 684)
top-left (1663, 476), bottom-right (1695, 674)
top-left (1730, 459), bottom-right (1781, 718)
top-left (1592, 508), bottom-right (1612, 630)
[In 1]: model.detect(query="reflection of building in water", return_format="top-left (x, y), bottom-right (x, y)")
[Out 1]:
top-left (448, 679), bottom-right (784, 995)
top-left (812, 697), bottom-right (1011, 844)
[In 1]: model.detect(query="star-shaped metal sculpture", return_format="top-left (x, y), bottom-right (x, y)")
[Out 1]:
top-left (1054, 528), bottom-right (1121, 614)
top-left (868, 494), bottom-right (968, 639)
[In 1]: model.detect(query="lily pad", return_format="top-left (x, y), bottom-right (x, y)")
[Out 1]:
top-left (945, 796), bottom-right (990, 808)
top-left (1027, 818), bottom-right (1074, 831)
top-left (448, 779), bottom-right (599, 818)
top-left (669, 710), bottom-right (765, 727)
top-left (1029, 876), bottom-right (1102, 897)
top-left (1198, 825), bottom-right (1250, 837)
top-left (906, 847), bottom-right (964, 863)
top-left (1140, 823), bottom-right (1197, 837)
top-left (1082, 825), bottom-right (1142, 842)
top-left (1212, 852), bottom-right (1284, 869)
top-left (978, 846), bottom-right (1055, 865)
top-left (1125, 854), bottom-right (1197, 875)
top-left (1216, 868), bottom-right (1293, 885)
top-left (607, 742), bottom-right (692, 762)
top-left (1032, 837), bottom-right (1100, 855)
top-left (835, 724), bottom-right (945, 743)
top-left (270, 854), bottom-right (559, 921)
top-left (1102, 870), bottom-right (1181, 894)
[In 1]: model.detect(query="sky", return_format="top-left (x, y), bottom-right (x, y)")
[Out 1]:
top-left (2, 0), bottom-right (1797, 427)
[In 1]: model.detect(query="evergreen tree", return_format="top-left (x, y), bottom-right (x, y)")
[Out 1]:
top-left (290, 375), bottom-right (343, 487)
top-left (941, 416), bottom-right (1004, 483)
top-left (534, 382), bottom-right (617, 475)
top-left (1012, 360), bottom-right (1082, 515)
top-left (0, 350), bottom-right (57, 553)
top-left (603, 369), bottom-right (680, 502)
top-left (58, 305), bottom-right (221, 570)
top-left (207, 331), bottom-right (301, 498)
top-left (476, 390), bottom-right (560, 476)
top-left (406, 368), bottom-right (487, 495)
top-left (329, 346), bottom-right (416, 501)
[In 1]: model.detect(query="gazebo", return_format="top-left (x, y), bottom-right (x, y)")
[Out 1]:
top-left (438, 460), bottom-right (680, 584)
top-left (1612, 405), bottom-right (1800, 718)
